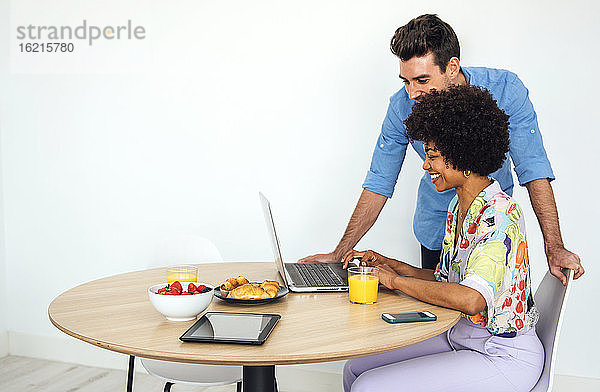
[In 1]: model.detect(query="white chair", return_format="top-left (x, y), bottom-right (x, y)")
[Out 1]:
top-left (153, 234), bottom-right (224, 265)
top-left (142, 234), bottom-right (242, 392)
top-left (530, 268), bottom-right (574, 392)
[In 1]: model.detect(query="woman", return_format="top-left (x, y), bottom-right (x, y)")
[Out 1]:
top-left (342, 85), bottom-right (543, 392)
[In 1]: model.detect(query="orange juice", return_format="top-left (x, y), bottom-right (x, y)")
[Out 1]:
top-left (166, 265), bottom-right (198, 283)
top-left (166, 272), bottom-right (197, 283)
top-left (348, 274), bottom-right (379, 304)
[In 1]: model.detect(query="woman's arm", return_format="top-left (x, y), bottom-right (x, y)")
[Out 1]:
top-left (344, 249), bottom-right (485, 314)
top-left (343, 249), bottom-right (437, 281)
top-left (377, 265), bottom-right (486, 316)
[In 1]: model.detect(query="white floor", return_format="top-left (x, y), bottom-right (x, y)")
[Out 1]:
top-left (1, 355), bottom-right (599, 391)
top-left (0, 355), bottom-right (340, 392)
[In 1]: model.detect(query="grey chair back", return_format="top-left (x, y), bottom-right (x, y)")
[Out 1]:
top-left (530, 268), bottom-right (573, 392)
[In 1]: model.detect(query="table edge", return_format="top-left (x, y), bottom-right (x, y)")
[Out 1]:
top-left (48, 303), bottom-right (461, 366)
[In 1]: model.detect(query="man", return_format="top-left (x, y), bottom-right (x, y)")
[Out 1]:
top-left (300, 14), bottom-right (583, 285)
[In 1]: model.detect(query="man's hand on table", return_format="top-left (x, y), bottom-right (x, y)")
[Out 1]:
top-left (546, 245), bottom-right (584, 285)
top-left (298, 252), bottom-right (341, 264)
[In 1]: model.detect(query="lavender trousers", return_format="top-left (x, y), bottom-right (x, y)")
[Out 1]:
top-left (343, 318), bottom-right (544, 392)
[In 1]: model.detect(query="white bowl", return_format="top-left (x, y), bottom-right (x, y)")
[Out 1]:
top-left (148, 282), bottom-right (213, 321)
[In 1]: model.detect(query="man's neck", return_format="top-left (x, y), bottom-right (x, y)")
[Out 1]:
top-left (457, 70), bottom-right (468, 86)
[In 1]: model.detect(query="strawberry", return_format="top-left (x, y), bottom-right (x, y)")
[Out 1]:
top-left (196, 284), bottom-right (206, 292)
top-left (171, 281), bottom-right (183, 292)
top-left (188, 283), bottom-right (198, 293)
top-left (167, 288), bottom-right (179, 295)
top-left (182, 291), bottom-right (192, 295)
top-left (157, 287), bottom-right (167, 294)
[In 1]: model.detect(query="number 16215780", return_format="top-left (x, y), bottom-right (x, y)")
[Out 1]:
top-left (19, 42), bottom-right (74, 53)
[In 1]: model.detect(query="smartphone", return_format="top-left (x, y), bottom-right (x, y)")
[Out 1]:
top-left (381, 311), bottom-right (437, 324)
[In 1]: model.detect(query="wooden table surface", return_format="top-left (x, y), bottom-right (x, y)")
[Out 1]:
top-left (49, 262), bottom-right (461, 366)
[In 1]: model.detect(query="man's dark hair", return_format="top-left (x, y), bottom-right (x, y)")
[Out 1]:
top-left (404, 85), bottom-right (510, 177)
top-left (390, 14), bottom-right (460, 72)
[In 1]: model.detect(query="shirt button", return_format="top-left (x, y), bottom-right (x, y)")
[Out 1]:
top-left (530, 129), bottom-right (535, 134)
top-left (380, 143), bottom-right (384, 148)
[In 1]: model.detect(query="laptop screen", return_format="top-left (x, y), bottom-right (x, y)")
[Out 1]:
top-left (259, 192), bottom-right (289, 287)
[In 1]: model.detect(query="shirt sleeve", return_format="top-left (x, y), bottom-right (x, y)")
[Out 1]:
top-left (459, 211), bottom-right (507, 322)
top-left (362, 98), bottom-right (409, 198)
top-left (505, 75), bottom-right (555, 186)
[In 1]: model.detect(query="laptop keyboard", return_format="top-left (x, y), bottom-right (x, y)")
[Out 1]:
top-left (293, 263), bottom-right (345, 287)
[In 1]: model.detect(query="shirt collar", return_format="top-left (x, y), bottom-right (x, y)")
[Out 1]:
top-left (481, 179), bottom-right (502, 200)
top-left (467, 179), bottom-right (502, 216)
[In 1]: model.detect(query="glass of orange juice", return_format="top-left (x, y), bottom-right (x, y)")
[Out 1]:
top-left (166, 265), bottom-right (198, 283)
top-left (348, 266), bottom-right (379, 304)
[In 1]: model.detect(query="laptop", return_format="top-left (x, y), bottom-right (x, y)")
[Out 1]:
top-left (259, 192), bottom-right (349, 292)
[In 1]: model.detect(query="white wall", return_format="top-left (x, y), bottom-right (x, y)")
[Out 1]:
top-left (0, 131), bottom-right (7, 357)
top-left (0, 0), bottom-right (8, 358)
top-left (1, 0), bottom-right (598, 379)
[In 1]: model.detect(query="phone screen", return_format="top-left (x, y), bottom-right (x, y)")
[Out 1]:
top-left (388, 312), bottom-right (425, 320)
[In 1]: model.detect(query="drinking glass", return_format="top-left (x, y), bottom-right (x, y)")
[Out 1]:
top-left (166, 265), bottom-right (198, 283)
top-left (348, 266), bottom-right (379, 304)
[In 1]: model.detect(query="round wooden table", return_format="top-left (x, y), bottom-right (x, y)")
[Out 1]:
top-left (49, 262), bottom-right (460, 391)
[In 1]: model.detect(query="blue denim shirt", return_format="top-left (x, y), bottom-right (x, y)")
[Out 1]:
top-left (362, 67), bottom-right (555, 250)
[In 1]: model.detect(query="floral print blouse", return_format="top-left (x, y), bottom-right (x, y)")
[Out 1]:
top-left (434, 180), bottom-right (538, 335)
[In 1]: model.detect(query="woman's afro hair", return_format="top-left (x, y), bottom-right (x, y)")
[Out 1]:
top-left (404, 85), bottom-right (510, 176)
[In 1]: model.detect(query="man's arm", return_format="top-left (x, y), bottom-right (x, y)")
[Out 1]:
top-left (503, 74), bottom-right (583, 285)
top-left (525, 178), bottom-right (584, 285)
top-left (298, 189), bottom-right (387, 263)
top-left (299, 95), bottom-right (409, 263)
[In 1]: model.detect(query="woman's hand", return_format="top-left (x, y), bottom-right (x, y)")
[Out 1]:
top-left (375, 264), bottom-right (400, 290)
top-left (342, 249), bottom-right (389, 269)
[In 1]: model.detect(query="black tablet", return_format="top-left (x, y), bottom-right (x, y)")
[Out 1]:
top-left (179, 312), bottom-right (281, 345)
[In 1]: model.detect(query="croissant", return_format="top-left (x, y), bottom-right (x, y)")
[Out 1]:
top-left (220, 278), bottom-right (237, 291)
top-left (219, 276), bottom-right (281, 298)
top-left (262, 283), bottom-right (279, 298)
top-left (260, 280), bottom-right (280, 290)
top-left (221, 277), bottom-right (249, 291)
top-left (228, 284), bottom-right (271, 299)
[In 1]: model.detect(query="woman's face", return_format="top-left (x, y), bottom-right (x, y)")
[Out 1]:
top-left (422, 141), bottom-right (465, 192)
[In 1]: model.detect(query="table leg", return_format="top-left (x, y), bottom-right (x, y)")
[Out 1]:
top-left (127, 355), bottom-right (135, 392)
top-left (242, 365), bottom-right (277, 392)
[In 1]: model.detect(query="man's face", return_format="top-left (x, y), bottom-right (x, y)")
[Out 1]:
top-left (399, 52), bottom-right (451, 101)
